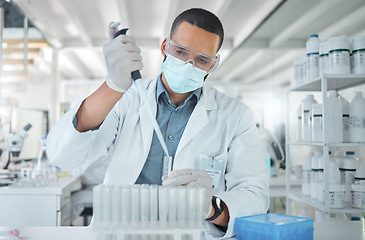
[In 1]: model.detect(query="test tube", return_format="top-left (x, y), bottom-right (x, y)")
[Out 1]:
top-left (158, 186), bottom-right (169, 227)
top-left (187, 187), bottom-right (197, 228)
top-left (177, 186), bottom-right (187, 228)
top-left (140, 184), bottom-right (150, 228)
top-left (168, 186), bottom-right (177, 228)
top-left (149, 185), bottom-right (158, 226)
top-left (130, 185), bottom-right (140, 228)
top-left (92, 185), bottom-right (103, 228)
top-left (196, 187), bottom-right (206, 228)
top-left (120, 186), bottom-right (131, 228)
top-left (111, 186), bottom-right (121, 227)
top-left (163, 156), bottom-right (173, 176)
top-left (103, 185), bottom-right (113, 230)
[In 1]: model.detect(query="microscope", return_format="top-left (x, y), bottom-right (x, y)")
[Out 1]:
top-left (0, 123), bottom-right (32, 169)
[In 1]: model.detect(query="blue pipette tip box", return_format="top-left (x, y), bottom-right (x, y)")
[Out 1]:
top-left (234, 213), bottom-right (313, 240)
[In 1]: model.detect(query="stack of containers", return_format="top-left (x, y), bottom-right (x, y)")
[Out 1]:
top-left (294, 35), bottom-right (365, 87)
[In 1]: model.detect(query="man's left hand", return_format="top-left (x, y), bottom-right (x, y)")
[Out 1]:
top-left (162, 169), bottom-right (213, 217)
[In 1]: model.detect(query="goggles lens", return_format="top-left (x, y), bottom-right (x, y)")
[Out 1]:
top-left (165, 38), bottom-right (220, 73)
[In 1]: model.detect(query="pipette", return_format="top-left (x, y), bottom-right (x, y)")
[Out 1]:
top-left (112, 23), bottom-right (172, 175)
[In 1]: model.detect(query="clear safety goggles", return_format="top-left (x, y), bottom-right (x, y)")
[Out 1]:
top-left (165, 37), bottom-right (220, 73)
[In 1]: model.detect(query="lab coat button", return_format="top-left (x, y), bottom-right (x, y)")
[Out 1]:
top-left (174, 109), bottom-right (178, 112)
top-left (168, 135), bottom-right (174, 140)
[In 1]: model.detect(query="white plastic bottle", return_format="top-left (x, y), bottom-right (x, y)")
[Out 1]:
top-left (329, 35), bottom-right (351, 74)
top-left (352, 35), bottom-right (365, 74)
top-left (354, 160), bottom-right (365, 185)
top-left (306, 34), bottom-right (320, 81)
top-left (326, 90), bottom-right (343, 143)
top-left (311, 103), bottom-right (323, 142)
top-left (302, 152), bottom-right (313, 196)
top-left (319, 41), bottom-right (329, 77)
top-left (338, 93), bottom-right (350, 142)
top-left (302, 94), bottom-right (317, 142)
top-left (349, 91), bottom-right (365, 143)
top-left (339, 151), bottom-right (358, 202)
top-left (318, 151), bottom-right (333, 202)
top-left (297, 104), bottom-right (302, 142)
top-left (311, 151), bottom-right (322, 199)
top-left (329, 161), bottom-right (345, 208)
top-left (294, 54), bottom-right (306, 86)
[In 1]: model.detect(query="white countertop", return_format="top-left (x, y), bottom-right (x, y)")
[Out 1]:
top-left (0, 176), bottom-right (82, 195)
top-left (11, 221), bottom-right (364, 240)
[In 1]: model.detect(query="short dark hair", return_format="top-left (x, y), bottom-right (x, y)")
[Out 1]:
top-left (170, 8), bottom-right (224, 52)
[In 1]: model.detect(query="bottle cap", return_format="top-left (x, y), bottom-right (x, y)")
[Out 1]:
top-left (329, 36), bottom-right (350, 52)
top-left (352, 35), bottom-right (365, 51)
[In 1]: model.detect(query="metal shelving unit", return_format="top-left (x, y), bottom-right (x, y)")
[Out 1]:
top-left (285, 74), bottom-right (365, 220)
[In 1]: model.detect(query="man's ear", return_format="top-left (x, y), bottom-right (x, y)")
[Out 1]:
top-left (161, 38), bottom-right (167, 57)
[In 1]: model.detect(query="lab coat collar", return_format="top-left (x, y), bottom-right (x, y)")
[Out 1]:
top-left (174, 82), bottom-right (218, 159)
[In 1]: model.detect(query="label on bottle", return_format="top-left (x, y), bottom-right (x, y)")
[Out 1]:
top-left (329, 50), bottom-right (350, 74)
top-left (350, 116), bottom-right (365, 128)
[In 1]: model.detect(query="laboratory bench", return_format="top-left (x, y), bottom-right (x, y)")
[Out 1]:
top-left (10, 221), bottom-right (364, 240)
top-left (0, 176), bottom-right (82, 226)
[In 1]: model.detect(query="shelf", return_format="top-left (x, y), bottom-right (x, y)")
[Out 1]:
top-left (287, 142), bottom-right (365, 147)
top-left (287, 193), bottom-right (361, 214)
top-left (290, 74), bottom-right (365, 92)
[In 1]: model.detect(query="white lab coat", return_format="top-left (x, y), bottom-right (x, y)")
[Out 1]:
top-left (47, 78), bottom-right (269, 238)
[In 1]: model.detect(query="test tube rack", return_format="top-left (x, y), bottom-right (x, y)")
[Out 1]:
top-left (92, 184), bottom-right (208, 240)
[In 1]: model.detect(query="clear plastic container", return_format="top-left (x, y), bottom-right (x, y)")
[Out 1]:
top-left (234, 213), bottom-right (314, 240)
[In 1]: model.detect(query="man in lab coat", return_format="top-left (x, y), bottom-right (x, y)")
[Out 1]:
top-left (47, 8), bottom-right (269, 238)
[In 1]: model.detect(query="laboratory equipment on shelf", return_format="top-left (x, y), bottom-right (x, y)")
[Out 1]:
top-left (92, 184), bottom-right (207, 240)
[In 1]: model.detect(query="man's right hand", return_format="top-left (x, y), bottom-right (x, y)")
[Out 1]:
top-left (104, 22), bottom-right (143, 92)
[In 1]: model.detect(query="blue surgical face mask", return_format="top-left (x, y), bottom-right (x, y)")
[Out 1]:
top-left (161, 55), bottom-right (207, 94)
